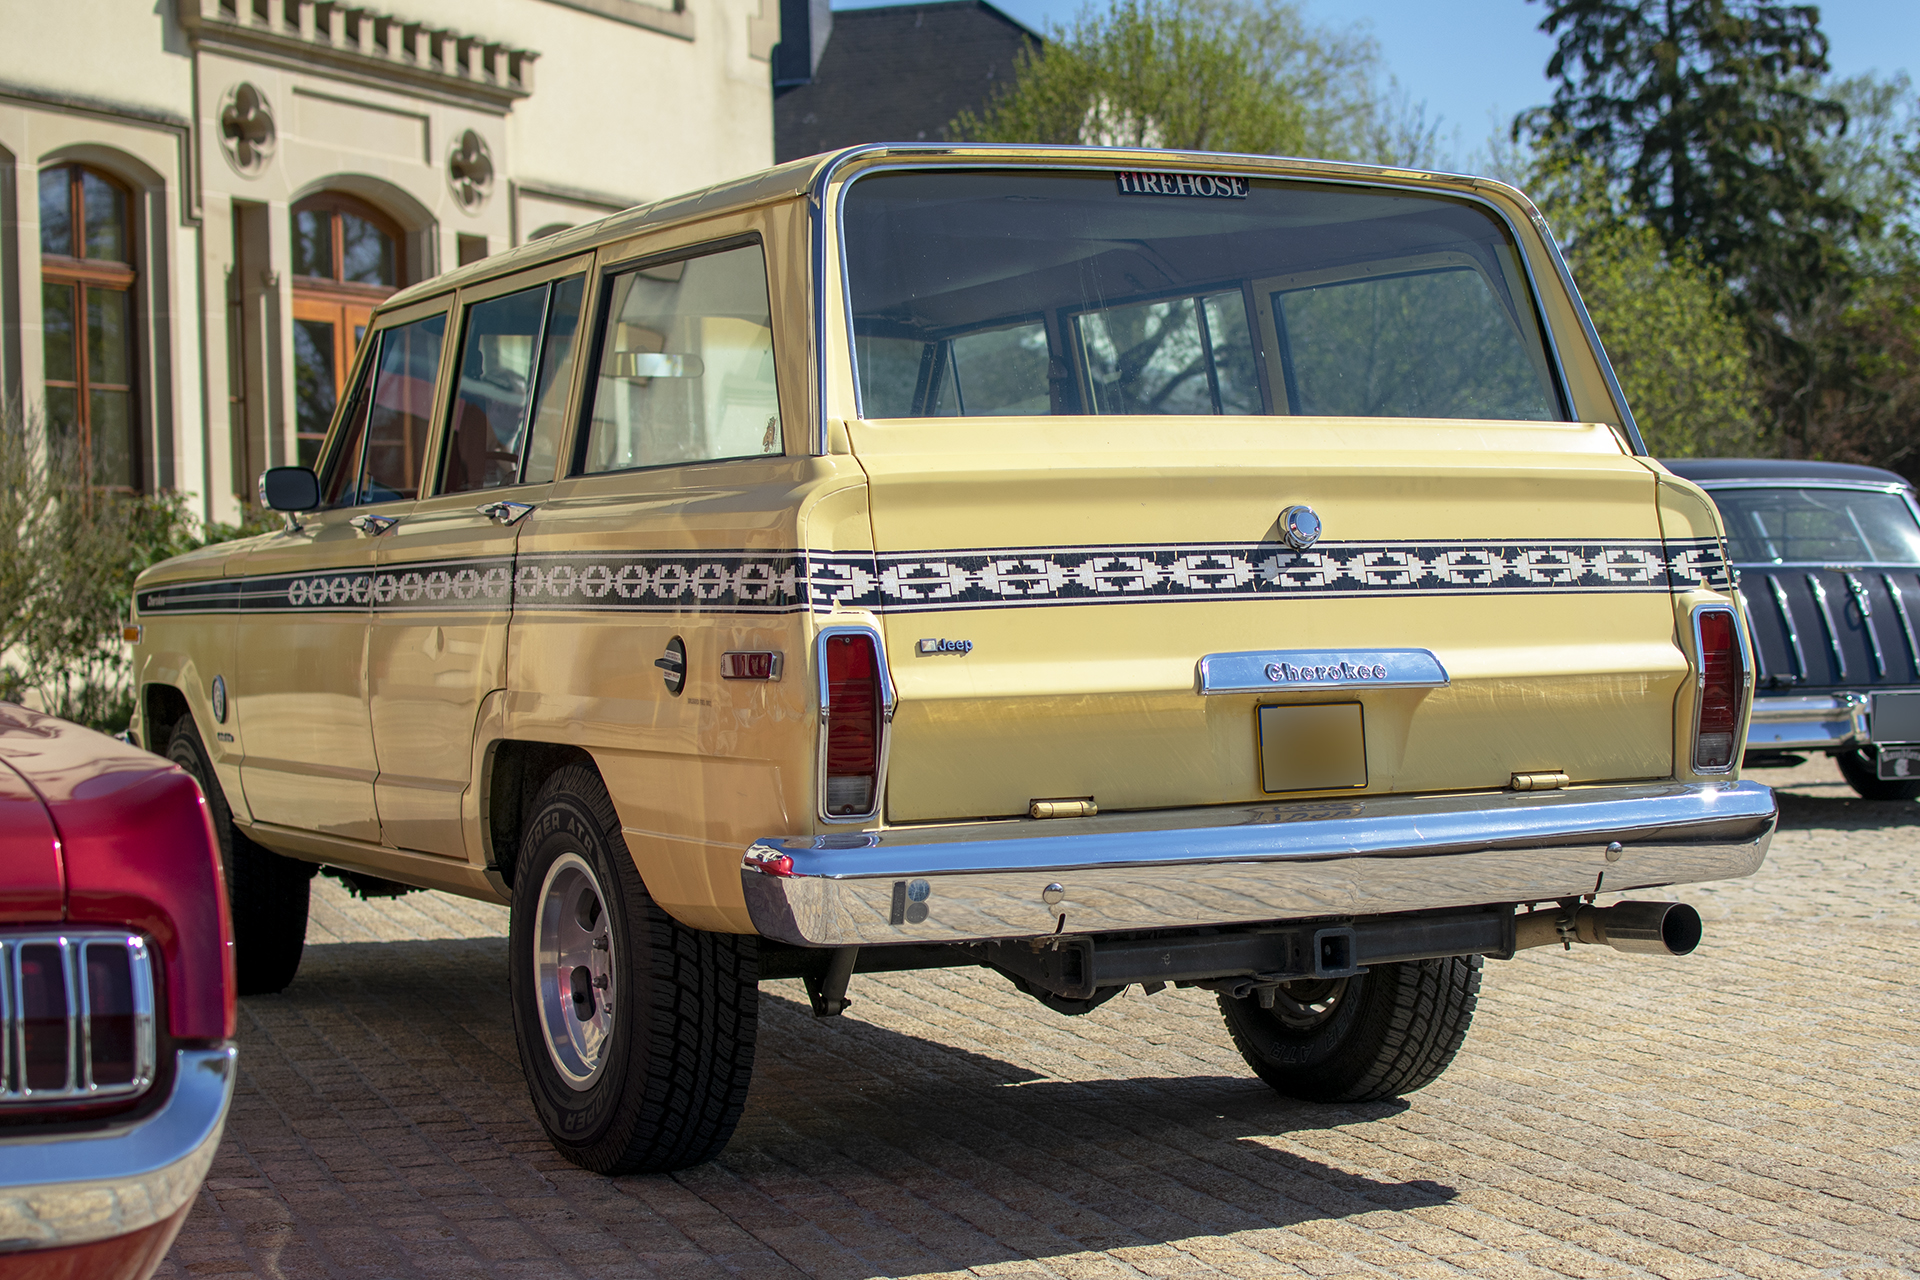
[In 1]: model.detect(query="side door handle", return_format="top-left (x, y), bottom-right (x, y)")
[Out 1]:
top-left (349, 513), bottom-right (400, 536)
top-left (477, 500), bottom-right (535, 526)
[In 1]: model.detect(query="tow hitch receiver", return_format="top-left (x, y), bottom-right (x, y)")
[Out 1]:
top-left (980, 908), bottom-right (1512, 1002)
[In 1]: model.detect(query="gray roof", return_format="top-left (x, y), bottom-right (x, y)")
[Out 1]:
top-left (775, 1), bottom-right (1042, 164)
top-left (1664, 458), bottom-right (1912, 488)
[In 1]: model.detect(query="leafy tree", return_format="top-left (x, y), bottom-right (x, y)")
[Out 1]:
top-left (2, 404), bottom-right (200, 730)
top-left (949, 0), bottom-right (1419, 163)
top-left (1532, 159), bottom-right (1765, 456)
top-left (1519, 0), bottom-right (1858, 317)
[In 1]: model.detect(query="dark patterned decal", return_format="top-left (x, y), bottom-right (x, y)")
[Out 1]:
top-left (136, 538), bottom-right (1730, 618)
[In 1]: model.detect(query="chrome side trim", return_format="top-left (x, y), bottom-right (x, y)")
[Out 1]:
top-left (1805, 573), bottom-right (1848, 679)
top-left (1765, 575), bottom-right (1808, 678)
top-left (814, 622), bottom-right (898, 825)
top-left (1845, 573), bottom-right (1886, 677)
top-left (742, 781), bottom-right (1777, 946)
top-left (1884, 574), bottom-right (1919, 671)
top-left (1197, 648), bottom-right (1448, 694)
top-left (0, 1046), bottom-right (235, 1251)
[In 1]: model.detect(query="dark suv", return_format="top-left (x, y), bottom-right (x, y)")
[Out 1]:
top-left (1667, 458), bottom-right (1920, 798)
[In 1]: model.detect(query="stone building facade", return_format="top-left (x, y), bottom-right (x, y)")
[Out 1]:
top-left (2, 0), bottom-right (782, 524)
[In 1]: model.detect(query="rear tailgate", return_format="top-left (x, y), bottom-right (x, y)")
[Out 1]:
top-left (853, 416), bottom-right (1690, 823)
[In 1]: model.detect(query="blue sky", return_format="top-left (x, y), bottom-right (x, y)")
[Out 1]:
top-left (830, 0), bottom-right (1918, 162)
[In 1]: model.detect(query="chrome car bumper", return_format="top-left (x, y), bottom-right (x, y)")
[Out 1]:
top-left (741, 781), bottom-right (1777, 947)
top-left (0, 1046), bottom-right (235, 1251)
top-left (1746, 693), bottom-right (1867, 751)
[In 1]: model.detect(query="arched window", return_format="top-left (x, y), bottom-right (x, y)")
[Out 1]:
top-left (291, 193), bottom-right (403, 468)
top-left (40, 164), bottom-right (138, 488)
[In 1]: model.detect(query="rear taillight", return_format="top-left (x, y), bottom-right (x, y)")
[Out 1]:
top-left (1693, 607), bottom-right (1745, 772)
top-left (820, 630), bottom-right (889, 819)
top-left (3, 931), bottom-right (156, 1103)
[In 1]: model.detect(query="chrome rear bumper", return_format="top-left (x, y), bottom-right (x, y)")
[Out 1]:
top-left (741, 781), bottom-right (1777, 946)
top-left (0, 1047), bottom-right (235, 1251)
top-left (1746, 693), bottom-right (1866, 751)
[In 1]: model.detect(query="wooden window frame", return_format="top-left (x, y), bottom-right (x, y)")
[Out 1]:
top-left (290, 193), bottom-right (404, 467)
top-left (40, 163), bottom-right (140, 491)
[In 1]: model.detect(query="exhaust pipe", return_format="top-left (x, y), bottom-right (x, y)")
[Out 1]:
top-left (1515, 900), bottom-right (1703, 956)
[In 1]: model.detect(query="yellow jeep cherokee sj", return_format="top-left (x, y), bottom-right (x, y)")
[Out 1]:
top-left (130, 145), bottom-right (1776, 1175)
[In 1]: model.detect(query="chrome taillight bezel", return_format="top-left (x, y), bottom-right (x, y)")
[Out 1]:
top-left (1690, 602), bottom-right (1749, 775)
top-left (1, 930), bottom-right (157, 1104)
top-left (815, 623), bottom-right (897, 824)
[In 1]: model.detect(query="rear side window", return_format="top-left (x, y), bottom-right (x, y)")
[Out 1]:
top-left (324, 312), bottom-right (445, 505)
top-left (579, 243), bottom-right (781, 474)
top-left (439, 276), bottom-right (585, 494)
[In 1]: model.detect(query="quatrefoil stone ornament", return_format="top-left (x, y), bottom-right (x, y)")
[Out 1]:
top-left (218, 83), bottom-right (276, 176)
top-left (447, 130), bottom-right (495, 212)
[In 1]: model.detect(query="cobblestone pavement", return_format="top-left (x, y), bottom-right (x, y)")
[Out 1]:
top-left (158, 760), bottom-right (1920, 1280)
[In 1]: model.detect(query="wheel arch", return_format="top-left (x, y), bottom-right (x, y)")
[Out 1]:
top-left (483, 738), bottom-right (597, 889)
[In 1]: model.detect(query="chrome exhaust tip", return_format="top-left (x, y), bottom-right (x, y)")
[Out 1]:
top-left (1515, 900), bottom-right (1703, 957)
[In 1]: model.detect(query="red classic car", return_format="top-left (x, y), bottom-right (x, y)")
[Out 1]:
top-left (0, 703), bottom-right (236, 1280)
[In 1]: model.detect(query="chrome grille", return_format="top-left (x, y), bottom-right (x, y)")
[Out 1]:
top-left (1, 930), bottom-right (156, 1103)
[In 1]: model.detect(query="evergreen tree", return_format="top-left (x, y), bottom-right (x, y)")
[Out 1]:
top-left (1519, 0), bottom-right (1858, 317)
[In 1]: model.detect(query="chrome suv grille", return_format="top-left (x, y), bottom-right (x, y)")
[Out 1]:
top-left (1, 931), bottom-right (157, 1103)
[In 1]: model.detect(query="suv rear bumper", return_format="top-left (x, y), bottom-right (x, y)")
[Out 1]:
top-left (0, 1047), bottom-right (234, 1251)
top-left (741, 781), bottom-right (1777, 946)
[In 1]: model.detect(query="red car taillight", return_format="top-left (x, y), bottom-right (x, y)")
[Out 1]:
top-left (1693, 607), bottom-right (1745, 772)
top-left (823, 633), bottom-right (884, 818)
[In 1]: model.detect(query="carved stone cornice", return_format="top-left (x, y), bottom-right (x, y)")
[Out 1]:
top-left (176, 0), bottom-right (537, 110)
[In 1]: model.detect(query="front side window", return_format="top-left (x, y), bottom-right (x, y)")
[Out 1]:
top-left (1717, 488), bottom-right (1920, 565)
top-left (439, 276), bottom-right (585, 494)
top-left (843, 169), bottom-right (1564, 423)
top-left (40, 164), bottom-right (138, 488)
top-left (579, 243), bottom-right (782, 474)
top-left (322, 312), bottom-right (445, 506)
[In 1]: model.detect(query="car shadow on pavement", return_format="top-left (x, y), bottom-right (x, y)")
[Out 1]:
top-left (1773, 789), bottom-right (1920, 831)
top-left (240, 936), bottom-right (1455, 1267)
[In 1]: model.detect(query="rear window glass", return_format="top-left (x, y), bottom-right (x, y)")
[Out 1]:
top-left (1716, 487), bottom-right (1920, 564)
top-left (842, 170), bottom-right (1563, 422)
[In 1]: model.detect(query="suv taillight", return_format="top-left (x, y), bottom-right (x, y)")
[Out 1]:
top-left (822, 632), bottom-right (884, 818)
top-left (1693, 607), bottom-right (1744, 772)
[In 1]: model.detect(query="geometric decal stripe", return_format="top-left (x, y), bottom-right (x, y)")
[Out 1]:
top-left (135, 538), bottom-right (1730, 617)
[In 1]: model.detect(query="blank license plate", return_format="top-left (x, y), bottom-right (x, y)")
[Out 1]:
top-left (1258, 703), bottom-right (1366, 793)
top-left (1872, 691), bottom-right (1920, 744)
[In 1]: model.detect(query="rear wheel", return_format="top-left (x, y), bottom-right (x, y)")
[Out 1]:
top-left (507, 765), bottom-right (758, 1174)
top-left (1836, 747), bottom-right (1920, 800)
top-left (164, 717), bottom-right (313, 995)
top-left (1219, 955), bottom-right (1481, 1102)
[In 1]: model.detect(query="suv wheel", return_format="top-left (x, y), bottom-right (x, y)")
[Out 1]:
top-left (507, 765), bottom-right (758, 1173)
top-left (1836, 747), bottom-right (1920, 800)
top-left (165, 717), bottom-right (314, 994)
top-left (1219, 955), bottom-right (1481, 1102)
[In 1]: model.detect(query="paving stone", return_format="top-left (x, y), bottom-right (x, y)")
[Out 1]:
top-left (155, 759), bottom-right (1920, 1278)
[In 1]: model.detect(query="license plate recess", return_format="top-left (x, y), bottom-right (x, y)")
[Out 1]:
top-left (1258, 702), bottom-right (1366, 793)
